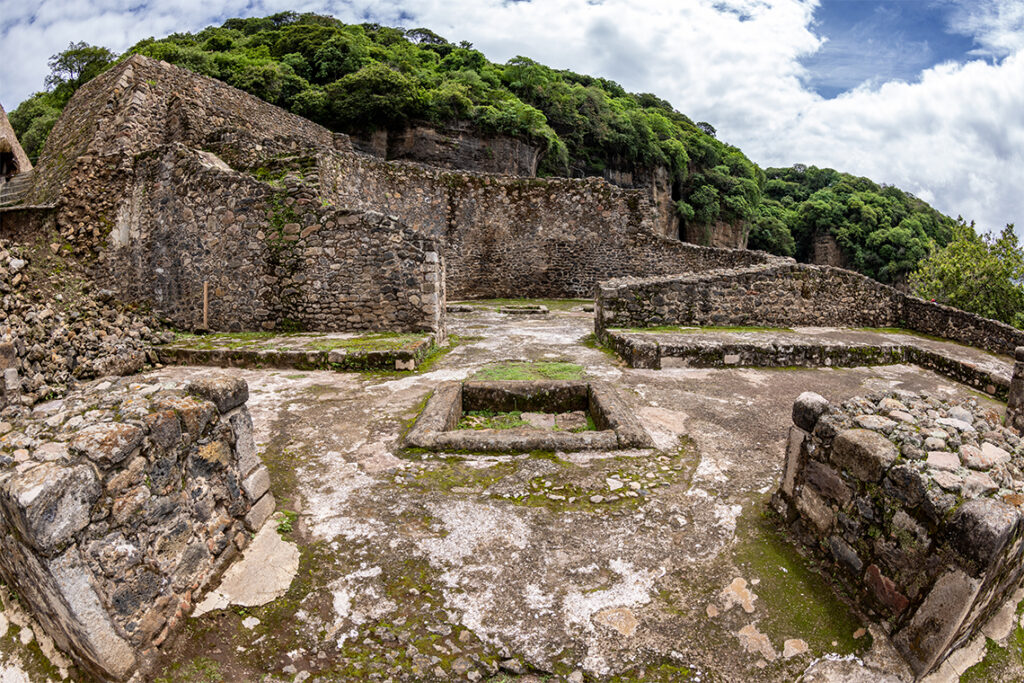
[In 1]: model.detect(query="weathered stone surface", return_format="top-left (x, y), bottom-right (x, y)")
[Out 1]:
top-left (0, 376), bottom-right (264, 681)
top-left (828, 535), bottom-right (864, 575)
top-left (831, 429), bottom-right (897, 482)
top-left (893, 569), bottom-right (982, 677)
top-left (865, 564), bottom-right (909, 614)
top-left (805, 460), bottom-right (851, 505)
top-left (0, 462), bottom-right (100, 554)
top-left (780, 426), bottom-right (807, 498)
top-left (947, 498), bottom-right (1020, 570)
top-left (245, 492), bottom-right (277, 532)
top-left (242, 466), bottom-right (271, 502)
top-left (69, 422), bottom-right (143, 466)
top-left (186, 375), bottom-right (249, 413)
top-left (793, 392), bottom-right (829, 432)
top-left (926, 451), bottom-right (960, 472)
top-left (796, 486), bottom-right (834, 534)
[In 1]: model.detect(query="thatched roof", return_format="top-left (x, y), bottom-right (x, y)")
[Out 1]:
top-left (0, 102), bottom-right (32, 174)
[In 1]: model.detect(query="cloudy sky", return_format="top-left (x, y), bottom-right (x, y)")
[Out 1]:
top-left (1, 0), bottom-right (1022, 232)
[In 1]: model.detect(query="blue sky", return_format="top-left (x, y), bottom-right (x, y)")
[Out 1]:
top-left (0, 0), bottom-right (1022, 233)
top-left (801, 1), bottom-right (978, 98)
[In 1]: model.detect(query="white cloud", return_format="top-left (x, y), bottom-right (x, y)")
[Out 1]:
top-left (0, 0), bottom-right (1021, 230)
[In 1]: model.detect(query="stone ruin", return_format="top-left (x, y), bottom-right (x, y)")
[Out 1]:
top-left (0, 375), bottom-right (270, 680)
top-left (1, 49), bottom-right (1024, 682)
top-left (774, 387), bottom-right (1024, 678)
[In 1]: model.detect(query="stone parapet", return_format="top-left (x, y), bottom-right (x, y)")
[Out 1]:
top-left (0, 374), bottom-right (273, 680)
top-left (595, 263), bottom-right (1024, 357)
top-left (774, 390), bottom-right (1024, 678)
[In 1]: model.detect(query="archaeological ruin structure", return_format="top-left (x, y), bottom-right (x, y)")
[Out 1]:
top-left (3, 52), bottom-right (1024, 682)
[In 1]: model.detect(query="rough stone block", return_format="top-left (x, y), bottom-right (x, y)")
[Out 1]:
top-left (1, 463), bottom-right (100, 555)
top-left (805, 460), bottom-right (851, 505)
top-left (245, 492), bottom-right (276, 532)
top-left (227, 407), bottom-right (260, 477)
top-left (865, 564), bottom-right (909, 615)
top-left (242, 466), bottom-right (271, 502)
top-left (186, 376), bottom-right (249, 413)
top-left (70, 423), bottom-right (143, 467)
top-left (793, 392), bottom-right (830, 432)
top-left (893, 569), bottom-right (982, 677)
top-left (795, 486), bottom-right (834, 534)
top-left (831, 429), bottom-right (897, 482)
top-left (947, 498), bottom-right (1020, 571)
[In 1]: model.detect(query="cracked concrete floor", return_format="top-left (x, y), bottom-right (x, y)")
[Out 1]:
top-left (3, 307), bottom-right (1023, 682)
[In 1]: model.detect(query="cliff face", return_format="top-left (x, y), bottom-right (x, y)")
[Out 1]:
top-left (350, 121), bottom-right (541, 177)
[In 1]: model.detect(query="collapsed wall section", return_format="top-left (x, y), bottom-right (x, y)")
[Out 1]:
top-left (319, 151), bottom-right (775, 299)
top-left (595, 263), bottom-right (1024, 357)
top-left (0, 375), bottom-right (273, 681)
top-left (83, 144), bottom-right (445, 335)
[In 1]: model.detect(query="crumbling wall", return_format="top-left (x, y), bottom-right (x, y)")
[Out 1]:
top-left (86, 144), bottom-right (445, 335)
top-left (29, 55), bottom-right (336, 205)
top-left (774, 390), bottom-right (1024, 678)
top-left (0, 375), bottom-right (273, 681)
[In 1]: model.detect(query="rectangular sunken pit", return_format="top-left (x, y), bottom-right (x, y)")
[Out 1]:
top-left (405, 380), bottom-right (653, 452)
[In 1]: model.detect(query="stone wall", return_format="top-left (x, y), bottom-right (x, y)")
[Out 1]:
top-left (0, 375), bottom-right (273, 681)
top-left (17, 54), bottom-right (779, 303)
top-left (595, 262), bottom-right (1024, 357)
top-left (774, 390), bottom-right (1024, 678)
top-left (682, 219), bottom-right (749, 250)
top-left (28, 55), bottom-right (336, 206)
top-left (87, 144), bottom-right (445, 335)
top-left (319, 151), bottom-right (775, 299)
top-left (596, 262), bottom-right (900, 330)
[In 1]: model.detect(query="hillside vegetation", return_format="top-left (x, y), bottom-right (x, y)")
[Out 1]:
top-left (11, 11), bottom-right (959, 285)
top-left (751, 165), bottom-right (955, 282)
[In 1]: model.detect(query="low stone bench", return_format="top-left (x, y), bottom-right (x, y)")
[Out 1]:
top-left (774, 390), bottom-right (1024, 678)
top-left (0, 375), bottom-right (274, 681)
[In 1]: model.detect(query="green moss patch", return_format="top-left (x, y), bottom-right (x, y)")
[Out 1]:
top-left (471, 361), bottom-right (584, 381)
top-left (613, 325), bottom-right (793, 334)
top-left (730, 508), bottom-right (867, 656)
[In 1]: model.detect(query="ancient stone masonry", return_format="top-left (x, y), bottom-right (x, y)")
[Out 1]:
top-left (318, 151), bottom-right (774, 299)
top-left (775, 390), bottom-right (1024, 678)
top-left (0, 374), bottom-right (274, 681)
top-left (83, 144), bottom-right (446, 335)
top-left (12, 54), bottom-right (775, 306)
top-left (595, 262), bottom-right (1024, 357)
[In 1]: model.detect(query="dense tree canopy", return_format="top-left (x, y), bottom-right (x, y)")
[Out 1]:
top-left (910, 221), bottom-right (1024, 327)
top-left (749, 165), bottom-right (956, 283)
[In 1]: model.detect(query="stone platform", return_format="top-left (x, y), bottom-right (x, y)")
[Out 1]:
top-left (156, 331), bottom-right (438, 372)
top-left (602, 326), bottom-right (1012, 399)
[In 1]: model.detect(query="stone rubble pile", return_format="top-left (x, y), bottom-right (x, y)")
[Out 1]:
top-left (776, 388), bottom-right (1024, 678)
top-left (0, 239), bottom-right (172, 408)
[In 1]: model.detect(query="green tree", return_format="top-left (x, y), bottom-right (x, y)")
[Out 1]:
top-left (910, 221), bottom-right (1024, 326)
top-left (45, 41), bottom-right (118, 102)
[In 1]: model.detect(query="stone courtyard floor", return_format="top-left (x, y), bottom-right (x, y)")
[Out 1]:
top-left (3, 304), bottom-right (1024, 682)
